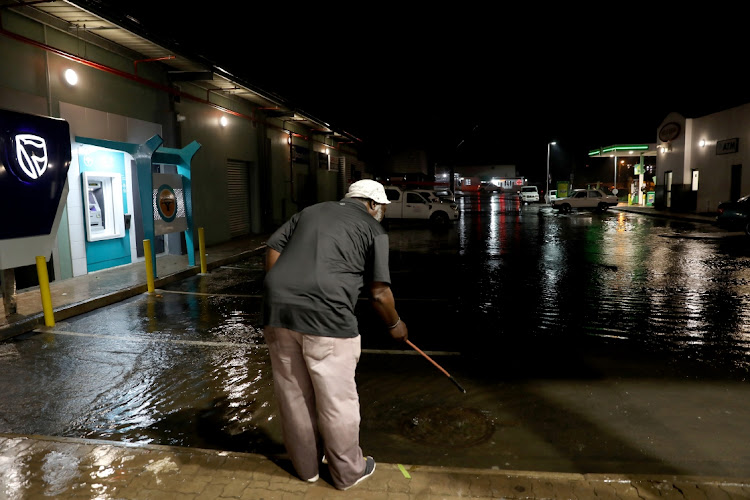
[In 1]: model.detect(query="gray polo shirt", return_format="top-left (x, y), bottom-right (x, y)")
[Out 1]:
top-left (262, 198), bottom-right (391, 338)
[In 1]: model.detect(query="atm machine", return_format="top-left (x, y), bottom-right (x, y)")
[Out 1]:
top-left (87, 180), bottom-right (104, 233)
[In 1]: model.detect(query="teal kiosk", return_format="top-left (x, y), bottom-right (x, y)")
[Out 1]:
top-left (75, 135), bottom-right (201, 280)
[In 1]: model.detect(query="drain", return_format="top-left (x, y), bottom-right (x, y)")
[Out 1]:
top-left (402, 406), bottom-right (494, 447)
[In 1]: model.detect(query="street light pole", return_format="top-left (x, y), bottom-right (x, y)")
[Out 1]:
top-left (546, 141), bottom-right (556, 203)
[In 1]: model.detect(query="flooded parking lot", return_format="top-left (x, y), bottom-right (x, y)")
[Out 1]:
top-left (2, 195), bottom-right (750, 478)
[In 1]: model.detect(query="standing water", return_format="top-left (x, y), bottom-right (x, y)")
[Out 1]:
top-left (2, 195), bottom-right (750, 478)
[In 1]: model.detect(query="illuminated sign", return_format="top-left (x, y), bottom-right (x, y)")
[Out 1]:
top-left (0, 109), bottom-right (71, 240)
top-left (588, 144), bottom-right (650, 156)
top-left (14, 134), bottom-right (48, 180)
top-left (152, 173), bottom-right (187, 236)
top-left (157, 185), bottom-right (178, 222)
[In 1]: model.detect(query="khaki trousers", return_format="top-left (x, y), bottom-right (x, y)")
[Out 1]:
top-left (263, 326), bottom-right (365, 489)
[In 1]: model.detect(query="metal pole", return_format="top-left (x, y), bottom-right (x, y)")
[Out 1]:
top-left (614, 155), bottom-right (618, 192)
top-left (198, 227), bottom-right (207, 274)
top-left (546, 143), bottom-right (550, 203)
top-left (35, 256), bottom-right (54, 326)
top-left (546, 142), bottom-right (556, 203)
top-left (144, 239), bottom-right (155, 293)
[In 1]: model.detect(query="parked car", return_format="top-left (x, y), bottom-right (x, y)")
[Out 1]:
top-left (519, 186), bottom-right (539, 204)
top-left (551, 188), bottom-right (618, 213)
top-left (478, 181), bottom-right (501, 193)
top-left (544, 189), bottom-right (557, 204)
top-left (433, 189), bottom-right (456, 202)
top-left (413, 189), bottom-right (442, 203)
top-left (715, 194), bottom-right (750, 235)
top-left (382, 186), bottom-right (459, 227)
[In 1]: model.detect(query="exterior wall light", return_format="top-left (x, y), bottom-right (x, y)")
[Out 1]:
top-left (64, 68), bottom-right (78, 85)
top-left (219, 116), bottom-right (228, 127)
top-left (699, 139), bottom-right (706, 147)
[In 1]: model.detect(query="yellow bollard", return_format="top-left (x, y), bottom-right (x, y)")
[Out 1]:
top-left (143, 239), bottom-right (155, 293)
top-left (35, 256), bottom-right (55, 327)
top-left (198, 227), bottom-right (207, 274)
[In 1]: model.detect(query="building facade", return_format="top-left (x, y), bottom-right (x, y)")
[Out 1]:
top-left (0, 3), bottom-right (366, 290)
top-left (654, 107), bottom-right (750, 213)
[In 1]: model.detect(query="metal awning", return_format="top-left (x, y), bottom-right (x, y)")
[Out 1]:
top-left (1, 0), bottom-right (358, 143)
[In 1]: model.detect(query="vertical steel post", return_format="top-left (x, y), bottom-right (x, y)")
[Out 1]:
top-left (198, 227), bottom-right (207, 274)
top-left (35, 256), bottom-right (54, 326)
top-left (143, 239), bottom-right (155, 293)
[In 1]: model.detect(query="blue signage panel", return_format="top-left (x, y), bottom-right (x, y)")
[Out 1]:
top-left (0, 109), bottom-right (71, 240)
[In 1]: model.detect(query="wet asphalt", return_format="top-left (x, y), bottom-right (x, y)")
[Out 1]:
top-left (1, 199), bottom-right (750, 498)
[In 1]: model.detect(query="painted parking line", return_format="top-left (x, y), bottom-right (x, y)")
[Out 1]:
top-left (155, 289), bottom-right (261, 298)
top-left (40, 329), bottom-right (254, 348)
top-left (154, 289), bottom-right (450, 302)
top-left (36, 330), bottom-right (460, 356)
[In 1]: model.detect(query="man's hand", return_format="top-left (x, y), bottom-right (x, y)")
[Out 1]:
top-left (370, 282), bottom-right (407, 342)
top-left (388, 319), bottom-right (408, 342)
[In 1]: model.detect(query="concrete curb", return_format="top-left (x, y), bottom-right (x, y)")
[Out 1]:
top-left (2, 433), bottom-right (748, 499)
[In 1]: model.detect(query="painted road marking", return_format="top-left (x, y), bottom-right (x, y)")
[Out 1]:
top-left (398, 464), bottom-right (411, 479)
top-left (36, 330), bottom-right (460, 356)
top-left (154, 289), bottom-right (450, 302)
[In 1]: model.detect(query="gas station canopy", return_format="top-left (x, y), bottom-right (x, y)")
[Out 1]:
top-left (588, 144), bottom-right (658, 158)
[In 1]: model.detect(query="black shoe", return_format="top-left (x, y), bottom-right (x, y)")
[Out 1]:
top-left (341, 456), bottom-right (375, 490)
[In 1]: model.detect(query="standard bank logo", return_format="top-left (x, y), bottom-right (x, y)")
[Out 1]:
top-left (15, 133), bottom-right (48, 180)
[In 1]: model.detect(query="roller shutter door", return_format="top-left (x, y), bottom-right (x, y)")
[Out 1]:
top-left (227, 160), bottom-right (250, 237)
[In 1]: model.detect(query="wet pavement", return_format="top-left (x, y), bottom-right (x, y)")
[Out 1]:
top-left (4, 433), bottom-right (750, 499)
top-left (2, 203), bottom-right (750, 498)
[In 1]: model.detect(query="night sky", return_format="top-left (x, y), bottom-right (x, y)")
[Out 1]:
top-left (90, 2), bottom-right (750, 184)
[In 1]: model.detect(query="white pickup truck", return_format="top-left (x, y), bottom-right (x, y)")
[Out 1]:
top-left (382, 186), bottom-right (460, 227)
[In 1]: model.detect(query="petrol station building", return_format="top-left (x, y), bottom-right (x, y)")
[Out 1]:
top-left (588, 106), bottom-right (750, 214)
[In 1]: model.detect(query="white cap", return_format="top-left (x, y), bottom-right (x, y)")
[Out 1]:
top-left (345, 179), bottom-right (391, 204)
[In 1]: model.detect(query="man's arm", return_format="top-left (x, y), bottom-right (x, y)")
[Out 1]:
top-left (264, 213), bottom-right (300, 273)
top-left (265, 247), bottom-right (281, 272)
top-left (369, 281), bottom-right (408, 341)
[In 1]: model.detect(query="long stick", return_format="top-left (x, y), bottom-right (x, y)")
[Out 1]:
top-left (406, 340), bottom-right (466, 393)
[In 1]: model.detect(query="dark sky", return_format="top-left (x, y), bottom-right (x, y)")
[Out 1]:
top-left (96, 2), bottom-right (750, 182)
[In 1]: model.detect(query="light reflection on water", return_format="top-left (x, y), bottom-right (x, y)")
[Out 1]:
top-left (393, 197), bottom-right (750, 374)
top-left (4, 198), bottom-right (750, 477)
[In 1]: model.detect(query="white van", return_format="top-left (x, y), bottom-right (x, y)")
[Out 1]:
top-left (544, 189), bottom-right (557, 204)
top-left (520, 186), bottom-right (539, 203)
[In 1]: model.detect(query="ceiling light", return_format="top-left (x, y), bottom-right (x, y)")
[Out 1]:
top-left (220, 116), bottom-right (228, 127)
top-left (64, 68), bottom-right (78, 85)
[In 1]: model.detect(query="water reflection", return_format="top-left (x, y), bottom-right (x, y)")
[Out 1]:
top-left (444, 198), bottom-right (750, 375)
top-left (3, 199), bottom-right (750, 478)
